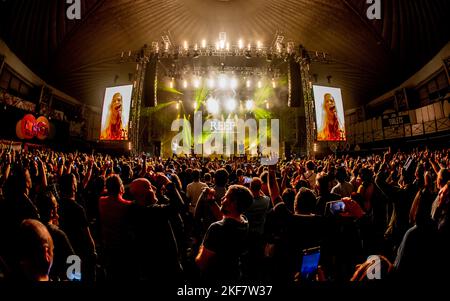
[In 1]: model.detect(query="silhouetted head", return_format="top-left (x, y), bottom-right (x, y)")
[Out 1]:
top-left (220, 185), bottom-right (253, 216)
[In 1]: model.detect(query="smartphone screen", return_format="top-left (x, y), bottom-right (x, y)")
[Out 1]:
top-left (300, 247), bottom-right (321, 281)
top-left (330, 201), bottom-right (346, 215)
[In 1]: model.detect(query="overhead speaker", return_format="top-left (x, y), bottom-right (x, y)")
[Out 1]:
top-left (142, 54), bottom-right (158, 107)
top-left (288, 59), bottom-right (303, 107)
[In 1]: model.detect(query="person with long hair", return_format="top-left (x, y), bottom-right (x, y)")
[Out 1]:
top-left (100, 93), bottom-right (127, 140)
top-left (317, 93), bottom-right (345, 141)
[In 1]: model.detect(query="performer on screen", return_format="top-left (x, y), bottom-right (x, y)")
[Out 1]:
top-left (317, 93), bottom-right (345, 141)
top-left (101, 92), bottom-right (127, 140)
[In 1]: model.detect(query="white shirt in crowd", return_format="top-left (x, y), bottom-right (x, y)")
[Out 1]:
top-left (186, 181), bottom-right (208, 214)
top-left (331, 181), bottom-right (354, 198)
top-left (303, 170), bottom-right (317, 189)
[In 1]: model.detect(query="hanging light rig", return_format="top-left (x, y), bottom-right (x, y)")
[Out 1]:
top-left (118, 32), bottom-right (331, 155)
top-left (149, 32), bottom-right (331, 62)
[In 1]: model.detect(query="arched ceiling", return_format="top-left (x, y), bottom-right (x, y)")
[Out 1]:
top-left (1, 0), bottom-right (449, 109)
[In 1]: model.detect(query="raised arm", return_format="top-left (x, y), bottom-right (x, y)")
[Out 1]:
top-left (429, 156), bottom-right (441, 175)
top-left (36, 157), bottom-right (48, 190)
top-left (280, 167), bottom-right (288, 193)
top-left (268, 164), bottom-right (282, 206)
top-left (82, 158), bottom-right (94, 190)
top-left (0, 153), bottom-right (12, 187)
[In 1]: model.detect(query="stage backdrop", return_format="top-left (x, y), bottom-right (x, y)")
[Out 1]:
top-left (313, 85), bottom-right (346, 141)
top-left (100, 85), bottom-right (132, 140)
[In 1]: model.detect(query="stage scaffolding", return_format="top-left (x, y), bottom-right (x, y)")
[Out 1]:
top-left (301, 63), bottom-right (316, 157)
top-left (120, 40), bottom-right (330, 157)
top-left (121, 45), bottom-right (151, 155)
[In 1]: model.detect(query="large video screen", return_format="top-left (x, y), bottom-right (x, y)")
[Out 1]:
top-left (100, 85), bottom-right (133, 140)
top-left (313, 85), bottom-right (346, 141)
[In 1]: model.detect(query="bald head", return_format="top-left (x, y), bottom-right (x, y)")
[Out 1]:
top-left (19, 219), bottom-right (54, 281)
top-left (130, 178), bottom-right (157, 205)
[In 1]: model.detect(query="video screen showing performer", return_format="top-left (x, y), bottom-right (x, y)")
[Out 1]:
top-left (100, 85), bottom-right (133, 140)
top-left (313, 85), bottom-right (346, 141)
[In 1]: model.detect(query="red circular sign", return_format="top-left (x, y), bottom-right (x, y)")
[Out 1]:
top-left (21, 114), bottom-right (36, 139)
top-left (36, 116), bottom-right (50, 140)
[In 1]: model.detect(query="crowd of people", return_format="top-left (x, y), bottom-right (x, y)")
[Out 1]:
top-left (0, 143), bottom-right (449, 284)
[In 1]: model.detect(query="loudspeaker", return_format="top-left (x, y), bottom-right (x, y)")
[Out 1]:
top-left (142, 54), bottom-right (158, 107)
top-left (288, 59), bottom-right (303, 107)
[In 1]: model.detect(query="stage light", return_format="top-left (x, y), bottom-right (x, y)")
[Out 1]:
top-left (218, 74), bottom-right (228, 89)
top-left (266, 101), bottom-right (270, 109)
top-left (206, 98), bottom-right (219, 114)
top-left (247, 44), bottom-right (251, 50)
top-left (314, 143), bottom-right (318, 153)
top-left (246, 79), bottom-right (251, 88)
top-left (202, 39), bottom-right (206, 48)
top-left (216, 41), bottom-right (220, 50)
top-left (225, 98), bottom-right (237, 112)
top-left (128, 142), bottom-right (132, 151)
top-left (257, 80), bottom-right (262, 88)
top-left (238, 39), bottom-right (244, 49)
top-left (183, 41), bottom-right (188, 50)
top-left (230, 77), bottom-right (238, 89)
top-left (208, 78), bottom-right (215, 89)
top-left (193, 78), bottom-right (200, 88)
top-left (169, 78), bottom-right (174, 89)
top-left (257, 41), bottom-right (262, 49)
top-left (272, 79), bottom-right (276, 88)
top-left (219, 32), bottom-right (226, 49)
top-left (183, 80), bottom-right (188, 89)
top-left (245, 99), bottom-right (254, 111)
top-left (176, 102), bottom-right (180, 110)
top-left (226, 42), bottom-right (230, 51)
top-left (194, 43), bottom-right (198, 51)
